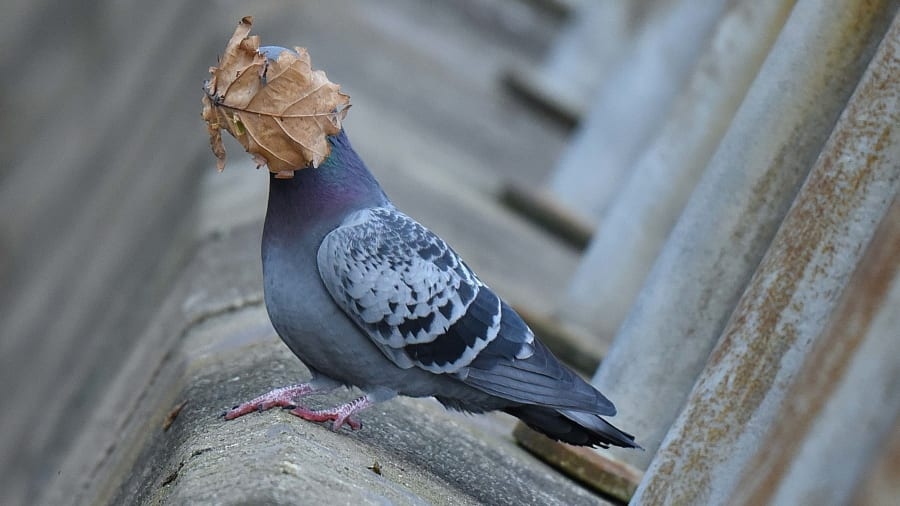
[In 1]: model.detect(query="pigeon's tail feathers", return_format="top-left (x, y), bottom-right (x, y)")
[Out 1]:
top-left (467, 331), bottom-right (638, 448)
top-left (506, 405), bottom-right (641, 448)
top-left (464, 320), bottom-right (617, 414)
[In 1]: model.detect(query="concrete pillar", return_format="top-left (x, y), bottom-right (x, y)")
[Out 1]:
top-left (557, 0), bottom-right (796, 340)
top-left (852, 415), bottom-right (900, 505)
top-left (546, 0), bottom-right (730, 223)
top-left (589, 0), bottom-right (896, 470)
top-left (730, 198), bottom-right (900, 506)
top-left (506, 0), bottom-right (659, 122)
top-left (632, 12), bottom-right (900, 503)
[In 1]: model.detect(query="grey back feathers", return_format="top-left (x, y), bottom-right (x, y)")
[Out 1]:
top-left (317, 205), bottom-right (621, 419)
top-left (318, 206), bottom-right (534, 373)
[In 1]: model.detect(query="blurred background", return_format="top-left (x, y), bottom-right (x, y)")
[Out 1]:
top-left (1, 0), bottom-right (897, 504)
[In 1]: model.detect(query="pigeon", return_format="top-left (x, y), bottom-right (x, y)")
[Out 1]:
top-left (223, 52), bottom-right (637, 450)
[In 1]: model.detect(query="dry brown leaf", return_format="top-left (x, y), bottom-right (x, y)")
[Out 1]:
top-left (201, 16), bottom-right (350, 177)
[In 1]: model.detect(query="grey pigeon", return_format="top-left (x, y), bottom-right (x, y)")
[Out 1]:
top-left (224, 50), bottom-right (638, 449)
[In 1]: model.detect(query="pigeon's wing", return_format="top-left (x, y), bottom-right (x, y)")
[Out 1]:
top-left (317, 207), bottom-right (523, 373)
top-left (317, 207), bottom-right (614, 414)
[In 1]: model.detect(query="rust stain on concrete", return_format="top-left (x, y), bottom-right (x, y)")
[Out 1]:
top-left (731, 27), bottom-right (899, 501)
top-left (735, 196), bottom-right (900, 505)
top-left (637, 9), bottom-right (900, 503)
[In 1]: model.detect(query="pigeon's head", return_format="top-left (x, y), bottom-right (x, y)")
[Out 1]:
top-left (201, 20), bottom-right (349, 177)
top-left (258, 45), bottom-right (352, 151)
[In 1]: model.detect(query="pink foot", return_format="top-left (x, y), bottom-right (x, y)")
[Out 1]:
top-left (224, 383), bottom-right (316, 420)
top-left (288, 395), bottom-right (374, 431)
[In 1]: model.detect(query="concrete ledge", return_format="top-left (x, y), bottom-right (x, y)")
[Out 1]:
top-left (499, 181), bottom-right (594, 251)
top-left (45, 223), bottom-right (265, 505)
top-left (515, 0), bottom-right (577, 20)
top-left (48, 222), bottom-right (610, 505)
top-left (502, 66), bottom-right (582, 131)
top-left (514, 424), bottom-right (642, 504)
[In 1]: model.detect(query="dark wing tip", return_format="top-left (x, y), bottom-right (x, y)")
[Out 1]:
top-left (507, 405), bottom-right (640, 449)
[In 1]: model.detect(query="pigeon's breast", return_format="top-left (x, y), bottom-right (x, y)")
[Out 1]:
top-left (261, 234), bottom-right (441, 395)
top-left (262, 234), bottom-right (364, 374)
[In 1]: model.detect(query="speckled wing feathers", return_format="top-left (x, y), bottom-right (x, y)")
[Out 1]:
top-left (318, 207), bottom-right (532, 374)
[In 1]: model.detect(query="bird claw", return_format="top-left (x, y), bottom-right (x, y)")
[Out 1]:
top-left (224, 383), bottom-right (316, 420)
top-left (224, 398), bottom-right (294, 420)
top-left (227, 387), bottom-right (374, 432)
top-left (287, 395), bottom-right (373, 431)
top-left (288, 406), bottom-right (363, 431)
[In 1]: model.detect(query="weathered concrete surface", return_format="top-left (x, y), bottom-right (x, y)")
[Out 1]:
top-left (853, 413), bottom-right (900, 505)
top-left (558, 0), bottom-right (796, 340)
top-left (504, 0), bottom-right (653, 124)
top-left (590, 0), bottom-right (897, 469)
top-left (632, 10), bottom-right (900, 503)
top-left (0, 3), bottom-right (219, 502)
top-left (546, 0), bottom-right (730, 223)
top-left (730, 197), bottom-right (900, 505)
top-left (48, 226), bottom-right (608, 506)
top-left (514, 424), bottom-right (642, 503)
